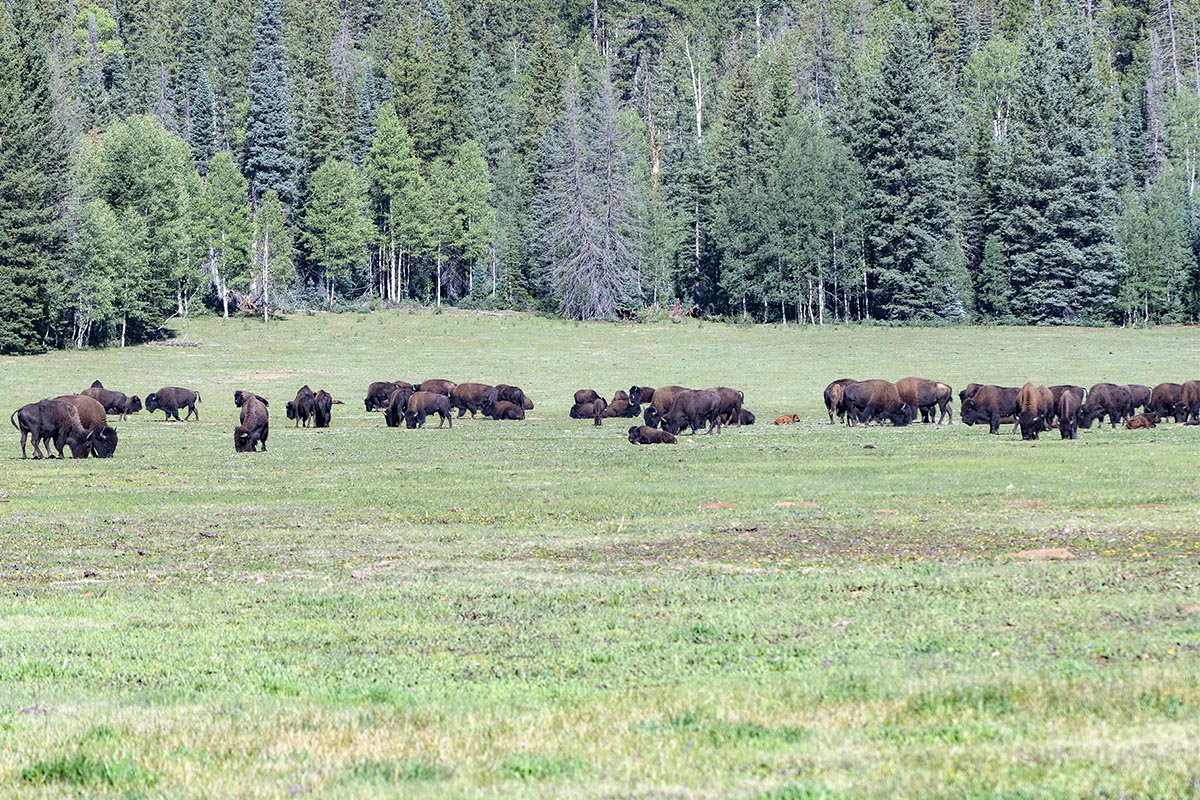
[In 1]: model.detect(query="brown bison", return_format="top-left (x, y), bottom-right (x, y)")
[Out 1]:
top-left (773, 414), bottom-right (802, 425)
top-left (365, 381), bottom-right (411, 411)
top-left (823, 378), bottom-right (857, 424)
top-left (574, 388), bottom-right (601, 405)
top-left (146, 387), bottom-right (201, 421)
top-left (234, 391), bottom-right (270, 452)
top-left (1079, 383), bottom-right (1132, 429)
top-left (52, 394), bottom-right (119, 458)
top-left (1126, 413), bottom-right (1158, 429)
top-left (405, 391), bottom-right (453, 428)
top-left (896, 377), bottom-right (953, 424)
top-left (660, 389), bottom-right (723, 435)
top-left (628, 425), bottom-right (677, 444)
top-left (960, 385), bottom-right (1020, 434)
top-left (958, 383), bottom-right (984, 404)
top-left (11, 399), bottom-right (90, 459)
top-left (842, 380), bottom-right (911, 427)
top-left (641, 386), bottom-right (691, 428)
top-left (1178, 380), bottom-right (1200, 423)
top-left (417, 379), bottom-right (456, 397)
top-left (1149, 382), bottom-right (1183, 421)
top-left (1016, 383), bottom-right (1054, 440)
top-left (486, 400), bottom-right (526, 420)
top-left (603, 390), bottom-right (641, 419)
top-left (495, 384), bottom-right (532, 410)
top-left (1124, 384), bottom-right (1151, 414)
top-left (708, 386), bottom-right (745, 426)
top-left (313, 390), bottom-right (337, 427)
top-left (82, 381), bottom-right (142, 421)
top-left (736, 408), bottom-right (756, 425)
top-left (287, 385), bottom-right (317, 427)
top-left (384, 384), bottom-right (416, 428)
top-left (451, 383), bottom-right (497, 418)
top-left (1047, 385), bottom-right (1085, 429)
top-left (628, 386), bottom-right (658, 405)
top-left (1056, 388), bottom-right (1081, 440)
top-left (570, 398), bottom-right (607, 426)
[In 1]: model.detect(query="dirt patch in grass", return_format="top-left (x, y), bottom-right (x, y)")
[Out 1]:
top-left (1012, 548), bottom-right (1074, 560)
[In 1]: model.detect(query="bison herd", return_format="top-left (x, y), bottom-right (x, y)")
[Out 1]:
top-left (11, 373), bottom-right (1198, 458)
top-left (825, 377), bottom-right (1200, 440)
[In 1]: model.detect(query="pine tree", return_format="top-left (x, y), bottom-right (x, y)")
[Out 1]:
top-left (301, 159), bottom-right (372, 305)
top-left (446, 139), bottom-right (496, 299)
top-left (79, 10), bottom-right (109, 130)
top-left (425, 11), bottom-right (470, 159)
top-left (0, 0), bottom-right (68, 354)
top-left (189, 67), bottom-right (217, 173)
top-left (244, 0), bottom-right (297, 204)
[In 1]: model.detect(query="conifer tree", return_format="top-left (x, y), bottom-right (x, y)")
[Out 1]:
top-left (189, 67), bottom-right (217, 173)
top-left (244, 0), bottom-right (296, 204)
top-left (301, 159), bottom-right (372, 305)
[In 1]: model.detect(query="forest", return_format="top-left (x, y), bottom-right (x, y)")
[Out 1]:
top-left (1, 0), bottom-right (1199, 352)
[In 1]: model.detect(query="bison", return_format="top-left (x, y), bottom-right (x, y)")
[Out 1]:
top-left (603, 390), bottom-right (641, 419)
top-left (573, 389), bottom-right (601, 405)
top-left (571, 398), bottom-right (608, 426)
top-left (736, 408), bottom-right (756, 425)
top-left (451, 383), bottom-right (497, 418)
top-left (11, 399), bottom-right (89, 459)
top-left (842, 380), bottom-right (911, 427)
top-left (708, 386), bottom-right (745, 426)
top-left (823, 378), bottom-right (857, 424)
top-left (1056, 389), bottom-right (1081, 440)
top-left (1079, 383), bottom-right (1132, 429)
top-left (234, 391), bottom-right (269, 452)
top-left (313, 390), bottom-right (337, 427)
top-left (1125, 384), bottom-right (1151, 414)
top-left (146, 387), bottom-right (201, 421)
top-left (1177, 380), bottom-right (1200, 423)
top-left (896, 377), bottom-right (953, 424)
top-left (960, 385), bottom-right (1020, 434)
top-left (1149, 382), bottom-right (1183, 421)
top-left (641, 385), bottom-right (690, 428)
top-left (365, 381), bottom-right (411, 411)
top-left (384, 384), bottom-right (416, 428)
top-left (773, 414), bottom-right (801, 425)
top-left (52, 394), bottom-right (119, 458)
top-left (417, 379), bottom-right (456, 397)
top-left (82, 381), bottom-right (142, 421)
top-left (487, 400), bottom-right (526, 420)
top-left (495, 384), bottom-right (532, 410)
top-left (958, 383), bottom-right (984, 404)
top-left (287, 385), bottom-right (317, 427)
top-left (1016, 382), bottom-right (1054, 440)
top-left (405, 391), bottom-right (453, 429)
top-left (628, 425), bottom-right (677, 444)
top-left (1047, 385), bottom-right (1085, 429)
top-left (659, 389), bottom-right (723, 435)
top-left (1126, 413), bottom-right (1158, 429)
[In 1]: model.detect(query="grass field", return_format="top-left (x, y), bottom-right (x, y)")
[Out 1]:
top-left (2, 311), bottom-right (1199, 799)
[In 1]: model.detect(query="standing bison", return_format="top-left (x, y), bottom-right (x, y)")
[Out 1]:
top-left (823, 378), bottom-right (857, 424)
top-left (146, 387), bottom-right (201, 421)
top-left (313, 390), bottom-right (337, 427)
top-left (1177, 380), bottom-right (1200, 423)
top-left (708, 386), bottom-right (745, 426)
top-left (1016, 382), bottom-right (1054, 440)
top-left (11, 399), bottom-right (90, 459)
top-left (659, 389), bottom-right (723, 435)
top-left (1057, 388), bottom-right (1081, 440)
top-left (417, 379), bottom-right (456, 397)
top-left (1079, 383), bottom-right (1132, 429)
top-left (641, 385), bottom-right (690, 428)
top-left (82, 381), bottom-right (142, 421)
top-left (234, 391), bottom-right (269, 452)
top-left (960, 385), bottom-right (1020, 434)
top-left (896, 377), bottom-right (953, 424)
top-left (52, 395), bottom-right (119, 458)
top-left (451, 383), bottom-right (497, 418)
top-left (405, 391), bottom-right (453, 428)
top-left (1124, 384), bottom-right (1151, 414)
top-left (842, 380), bottom-right (911, 427)
top-left (495, 384), bottom-right (532, 410)
top-left (383, 384), bottom-right (416, 428)
top-left (365, 381), bottom-right (411, 411)
top-left (1149, 382), bottom-right (1183, 421)
top-left (287, 385), bottom-right (317, 427)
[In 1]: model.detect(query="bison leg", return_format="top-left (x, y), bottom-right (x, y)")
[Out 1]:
top-left (988, 413), bottom-right (1000, 435)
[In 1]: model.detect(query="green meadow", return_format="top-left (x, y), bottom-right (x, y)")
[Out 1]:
top-left (1, 311), bottom-right (1198, 799)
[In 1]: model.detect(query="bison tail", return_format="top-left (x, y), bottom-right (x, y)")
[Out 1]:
top-left (9, 409), bottom-right (18, 430)
top-left (195, 391), bottom-right (202, 403)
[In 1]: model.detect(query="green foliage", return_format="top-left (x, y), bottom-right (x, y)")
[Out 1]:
top-left (301, 159), bottom-right (372, 303)
top-left (244, 0), bottom-right (296, 203)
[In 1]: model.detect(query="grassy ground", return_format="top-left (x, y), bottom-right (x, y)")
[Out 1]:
top-left (1, 311), bottom-right (1199, 799)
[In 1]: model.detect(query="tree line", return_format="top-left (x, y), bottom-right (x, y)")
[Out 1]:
top-left (2, 0), bottom-right (1199, 353)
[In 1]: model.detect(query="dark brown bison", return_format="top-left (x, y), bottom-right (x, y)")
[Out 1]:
top-left (11, 399), bottom-right (89, 459)
top-left (417, 379), bottom-right (456, 397)
top-left (708, 386), bottom-right (745, 426)
top-left (1149, 382), bottom-right (1183, 421)
top-left (960, 385), bottom-right (1020, 434)
top-left (1178, 380), bottom-right (1200, 423)
top-left (451, 383), bottom-right (496, 418)
top-left (641, 385), bottom-right (690, 428)
top-left (660, 389), bottom-right (723, 435)
top-left (384, 383), bottom-right (416, 428)
top-left (405, 391), bottom-right (453, 428)
top-left (1047, 385), bottom-right (1085, 428)
top-left (234, 391), bottom-right (269, 452)
top-left (629, 386), bottom-right (661, 405)
top-left (603, 390), bottom-right (641, 419)
top-left (487, 400), bottom-right (526, 420)
top-left (823, 378), bottom-right (857, 424)
top-left (628, 425), bottom-right (677, 444)
top-left (736, 408), bottom-right (755, 425)
top-left (82, 381), bottom-right (142, 421)
top-left (1126, 413), bottom-right (1158, 429)
top-left (896, 377), bottom-right (953, 424)
top-left (1124, 384), bottom-right (1151, 414)
top-left (52, 394), bottom-right (119, 458)
top-left (842, 380), bottom-right (911, 427)
top-left (1057, 388), bottom-right (1081, 440)
top-left (573, 389), bottom-right (601, 405)
top-left (146, 387), bottom-right (201, 421)
top-left (365, 381), bottom-right (411, 411)
top-left (1079, 383), bottom-right (1132, 429)
top-left (571, 398), bottom-right (607, 426)
top-left (313, 390), bottom-right (337, 427)
top-left (958, 383), bottom-right (984, 404)
top-left (1016, 383), bottom-right (1054, 440)
top-left (287, 385), bottom-right (317, 427)
top-left (495, 384), bottom-right (531, 410)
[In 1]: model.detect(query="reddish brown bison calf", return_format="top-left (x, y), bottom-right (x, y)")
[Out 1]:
top-left (628, 425), bottom-right (676, 444)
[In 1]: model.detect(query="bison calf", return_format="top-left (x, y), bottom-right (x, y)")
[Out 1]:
top-left (146, 387), bottom-right (201, 421)
top-left (628, 425), bottom-right (677, 444)
top-left (405, 391), bottom-right (453, 429)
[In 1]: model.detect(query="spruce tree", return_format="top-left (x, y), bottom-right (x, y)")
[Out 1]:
top-left (189, 67), bottom-right (217, 173)
top-left (244, 0), bottom-right (297, 204)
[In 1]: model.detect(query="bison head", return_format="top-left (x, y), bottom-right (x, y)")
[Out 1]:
top-left (628, 425), bottom-right (641, 443)
top-left (404, 411), bottom-right (419, 429)
top-left (144, 393), bottom-right (160, 413)
top-left (90, 426), bottom-right (119, 458)
top-left (234, 425), bottom-right (253, 452)
top-left (234, 390), bottom-right (247, 407)
top-left (126, 395), bottom-right (142, 414)
top-left (642, 406), bottom-right (661, 429)
top-left (286, 401), bottom-right (296, 420)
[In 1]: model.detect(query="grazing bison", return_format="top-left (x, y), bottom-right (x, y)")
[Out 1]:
top-left (628, 425), bottom-right (677, 444)
top-left (823, 378), bottom-right (857, 424)
top-left (1126, 413), bottom-right (1158, 429)
top-left (82, 381), bottom-right (142, 421)
top-left (960, 385), bottom-right (1020, 434)
top-left (1079, 383), bottom-right (1132, 429)
top-left (958, 383), bottom-right (984, 404)
top-left (405, 391), bottom-right (453, 429)
top-left (384, 384), bottom-right (416, 428)
top-left (659, 389), bottom-right (723, 435)
top-left (1178, 380), bottom-right (1200, 423)
top-left (708, 386), bottom-right (745, 426)
top-left (451, 383), bottom-right (497, 418)
top-left (1057, 388), bottom-right (1081, 440)
top-left (287, 385), bottom-right (317, 427)
top-left (234, 391), bottom-right (269, 452)
top-left (641, 385), bottom-right (690, 428)
top-left (603, 390), bottom-right (641, 419)
top-left (896, 377), bottom-right (953, 424)
top-left (1149, 382), bottom-right (1183, 421)
top-left (774, 414), bottom-right (801, 425)
top-left (11, 399), bottom-right (89, 459)
top-left (313, 390), bottom-right (337, 427)
top-left (495, 384), bottom-right (531, 410)
top-left (53, 394), bottom-right (119, 458)
top-left (1047, 385), bottom-right (1085, 428)
top-left (417, 379), bottom-right (456, 397)
top-left (365, 381), bottom-right (410, 411)
top-left (146, 387), bottom-right (201, 421)
top-left (1016, 382), bottom-right (1054, 440)
top-left (1125, 384), bottom-right (1151, 414)
top-left (487, 400), bottom-right (526, 420)
top-left (842, 380), bottom-right (911, 427)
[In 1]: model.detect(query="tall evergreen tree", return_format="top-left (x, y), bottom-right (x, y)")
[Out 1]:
top-left (244, 0), bottom-right (297, 204)
top-left (301, 158), bottom-right (372, 305)
top-left (189, 67), bottom-right (217, 173)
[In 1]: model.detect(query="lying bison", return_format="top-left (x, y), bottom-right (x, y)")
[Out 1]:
top-left (1126, 413), bottom-right (1158, 429)
top-left (1016, 383), bottom-right (1054, 440)
top-left (896, 377), bottom-right (953, 424)
top-left (486, 400), bottom-right (526, 420)
top-left (287, 385), bottom-right (317, 427)
top-left (11, 399), bottom-right (89, 459)
top-left (628, 425), bottom-right (676, 444)
top-left (451, 383), bottom-right (497, 418)
top-left (823, 378), bottom-right (857, 424)
top-left (146, 387), bottom-right (201, 421)
top-left (53, 394), bottom-right (118, 458)
top-left (1057, 389), bottom-right (1081, 440)
top-left (1079, 383), bottom-right (1131, 429)
top-left (960, 385), bottom-right (1019, 434)
top-left (234, 391), bottom-right (269, 452)
top-left (571, 398), bottom-right (607, 426)
top-left (574, 389), bottom-right (601, 405)
top-left (660, 389), bottom-right (723, 435)
top-left (405, 391), bottom-right (453, 429)
top-left (736, 408), bottom-right (756, 425)
top-left (842, 380), bottom-right (911, 427)
top-left (82, 381), bottom-right (142, 421)
top-left (603, 390), bottom-right (641, 419)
